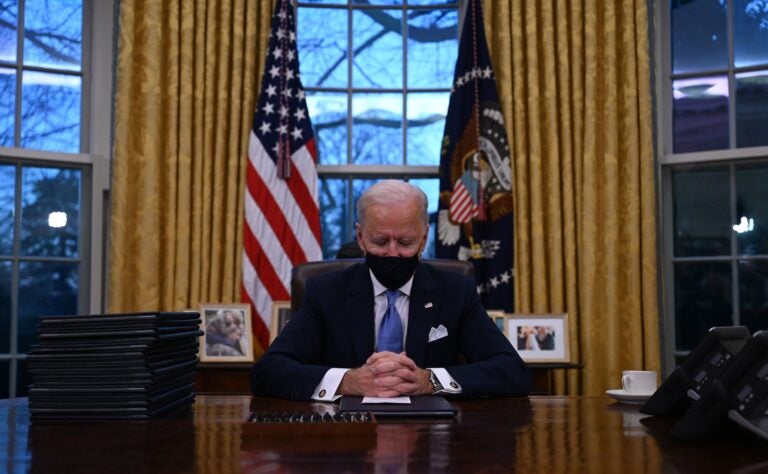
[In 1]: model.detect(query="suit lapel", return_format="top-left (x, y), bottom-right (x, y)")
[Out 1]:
top-left (345, 264), bottom-right (375, 364)
top-left (406, 264), bottom-right (439, 367)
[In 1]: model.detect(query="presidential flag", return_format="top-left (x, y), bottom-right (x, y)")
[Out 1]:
top-left (436, 0), bottom-right (515, 311)
top-left (242, 0), bottom-right (322, 351)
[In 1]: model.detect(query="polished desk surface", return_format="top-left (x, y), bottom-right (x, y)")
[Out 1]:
top-left (1, 395), bottom-right (766, 473)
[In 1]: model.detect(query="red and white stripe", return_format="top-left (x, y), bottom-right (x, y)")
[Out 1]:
top-left (449, 179), bottom-right (479, 224)
top-left (242, 132), bottom-right (321, 350)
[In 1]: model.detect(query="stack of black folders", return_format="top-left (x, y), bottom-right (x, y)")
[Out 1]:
top-left (27, 311), bottom-right (202, 421)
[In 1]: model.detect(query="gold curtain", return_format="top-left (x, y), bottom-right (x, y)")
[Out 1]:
top-left (485, 0), bottom-right (660, 395)
top-left (109, 0), bottom-right (272, 345)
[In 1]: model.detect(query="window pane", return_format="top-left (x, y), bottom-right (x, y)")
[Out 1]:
top-left (0, 0), bottom-right (17, 62)
top-left (21, 71), bottom-right (81, 153)
top-left (735, 71), bottom-right (768, 148)
top-left (0, 68), bottom-right (15, 147)
top-left (739, 259), bottom-right (768, 333)
top-left (0, 260), bottom-right (10, 353)
top-left (409, 177), bottom-right (438, 258)
top-left (0, 362), bottom-right (8, 398)
top-left (18, 261), bottom-right (79, 353)
top-left (352, 9), bottom-right (403, 88)
top-left (735, 162), bottom-right (768, 255)
top-left (674, 261), bottom-right (733, 352)
top-left (671, 0), bottom-right (728, 74)
top-left (352, 92), bottom-right (402, 164)
top-left (23, 0), bottom-right (82, 71)
top-left (672, 166), bottom-right (730, 257)
top-left (319, 178), bottom-right (350, 258)
top-left (673, 76), bottom-right (729, 153)
top-left (407, 8), bottom-right (458, 88)
top-left (307, 91), bottom-right (348, 165)
top-left (734, 0), bottom-right (768, 68)
top-left (0, 164), bottom-right (15, 255)
top-left (21, 166), bottom-right (81, 258)
top-left (406, 92), bottom-right (447, 165)
top-left (297, 7), bottom-right (348, 88)
top-left (16, 358), bottom-right (29, 396)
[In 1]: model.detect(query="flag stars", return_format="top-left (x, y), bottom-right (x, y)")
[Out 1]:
top-left (291, 127), bottom-right (303, 140)
top-left (489, 276), bottom-right (499, 288)
top-left (265, 84), bottom-right (277, 97)
top-left (279, 105), bottom-right (289, 117)
top-left (294, 108), bottom-right (306, 121)
top-left (258, 121), bottom-right (271, 136)
top-left (272, 47), bottom-right (283, 60)
top-left (263, 102), bottom-right (275, 116)
top-left (277, 123), bottom-right (288, 135)
top-left (287, 50), bottom-right (296, 61)
top-left (500, 271), bottom-right (511, 284)
top-left (269, 65), bottom-right (280, 78)
top-left (282, 87), bottom-right (293, 99)
top-left (276, 28), bottom-right (286, 40)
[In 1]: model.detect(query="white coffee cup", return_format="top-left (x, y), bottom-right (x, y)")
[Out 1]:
top-left (621, 370), bottom-right (657, 395)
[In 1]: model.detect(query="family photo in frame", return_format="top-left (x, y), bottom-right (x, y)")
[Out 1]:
top-left (199, 303), bottom-right (254, 363)
top-left (503, 313), bottom-right (570, 363)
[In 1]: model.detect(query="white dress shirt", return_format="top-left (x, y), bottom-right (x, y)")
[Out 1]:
top-left (311, 269), bottom-right (462, 401)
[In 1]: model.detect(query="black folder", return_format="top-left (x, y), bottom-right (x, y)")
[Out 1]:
top-left (339, 395), bottom-right (457, 418)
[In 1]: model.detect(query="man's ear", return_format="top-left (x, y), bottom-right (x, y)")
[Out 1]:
top-left (418, 225), bottom-right (429, 254)
top-left (355, 223), bottom-right (365, 254)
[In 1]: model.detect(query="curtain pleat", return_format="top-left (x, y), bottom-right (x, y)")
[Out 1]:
top-left (109, 0), bottom-right (272, 345)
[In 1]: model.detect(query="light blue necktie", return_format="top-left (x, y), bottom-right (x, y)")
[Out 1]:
top-left (378, 289), bottom-right (403, 353)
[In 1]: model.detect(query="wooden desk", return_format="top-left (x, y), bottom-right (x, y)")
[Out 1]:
top-left (2, 395), bottom-right (766, 472)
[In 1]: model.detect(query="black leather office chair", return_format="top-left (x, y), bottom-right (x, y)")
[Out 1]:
top-left (290, 258), bottom-right (475, 312)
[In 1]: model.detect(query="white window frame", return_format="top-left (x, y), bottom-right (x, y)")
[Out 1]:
top-left (0, 0), bottom-right (114, 397)
top-left (653, 0), bottom-right (768, 373)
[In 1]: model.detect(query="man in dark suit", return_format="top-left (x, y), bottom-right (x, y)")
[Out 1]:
top-left (251, 180), bottom-right (530, 401)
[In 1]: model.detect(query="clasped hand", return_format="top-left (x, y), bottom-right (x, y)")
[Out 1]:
top-left (338, 351), bottom-right (432, 398)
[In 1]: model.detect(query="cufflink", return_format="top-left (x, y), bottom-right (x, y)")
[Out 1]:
top-left (319, 389), bottom-right (326, 397)
top-left (450, 382), bottom-right (459, 389)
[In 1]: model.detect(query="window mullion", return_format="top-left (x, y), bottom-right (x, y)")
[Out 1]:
top-left (14, 0), bottom-right (26, 148)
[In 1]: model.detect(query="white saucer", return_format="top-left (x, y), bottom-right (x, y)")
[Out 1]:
top-left (606, 389), bottom-right (652, 405)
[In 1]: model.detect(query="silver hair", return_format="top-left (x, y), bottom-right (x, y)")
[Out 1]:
top-left (356, 180), bottom-right (429, 228)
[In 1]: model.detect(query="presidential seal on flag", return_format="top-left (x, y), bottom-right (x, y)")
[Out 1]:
top-left (439, 101), bottom-right (513, 261)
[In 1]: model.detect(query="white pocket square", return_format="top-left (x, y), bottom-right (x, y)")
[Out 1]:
top-left (428, 324), bottom-right (448, 342)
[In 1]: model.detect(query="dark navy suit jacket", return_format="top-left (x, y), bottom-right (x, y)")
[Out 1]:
top-left (250, 262), bottom-right (531, 400)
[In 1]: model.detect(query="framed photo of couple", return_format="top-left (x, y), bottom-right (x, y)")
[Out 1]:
top-left (489, 312), bottom-right (570, 363)
top-left (199, 303), bottom-right (254, 363)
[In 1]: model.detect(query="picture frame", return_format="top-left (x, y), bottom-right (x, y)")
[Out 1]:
top-left (270, 301), bottom-right (292, 344)
top-left (505, 313), bottom-right (570, 363)
top-left (199, 303), bottom-right (254, 363)
top-left (487, 309), bottom-right (506, 333)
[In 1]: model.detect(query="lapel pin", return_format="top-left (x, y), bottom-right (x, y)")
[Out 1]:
top-left (424, 302), bottom-right (433, 309)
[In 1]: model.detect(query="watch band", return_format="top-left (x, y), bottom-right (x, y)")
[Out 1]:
top-left (427, 369), bottom-right (443, 393)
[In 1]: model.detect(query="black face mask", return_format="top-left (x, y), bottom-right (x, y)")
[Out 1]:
top-left (365, 253), bottom-right (420, 290)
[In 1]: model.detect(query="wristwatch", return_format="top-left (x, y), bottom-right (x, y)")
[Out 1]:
top-left (427, 369), bottom-right (443, 393)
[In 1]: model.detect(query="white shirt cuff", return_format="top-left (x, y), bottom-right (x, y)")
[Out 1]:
top-left (311, 368), bottom-right (349, 401)
top-left (431, 368), bottom-right (462, 394)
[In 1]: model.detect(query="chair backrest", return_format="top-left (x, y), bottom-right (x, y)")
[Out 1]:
top-left (290, 259), bottom-right (475, 311)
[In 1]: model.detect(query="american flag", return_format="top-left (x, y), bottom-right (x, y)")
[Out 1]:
top-left (242, 0), bottom-right (322, 351)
